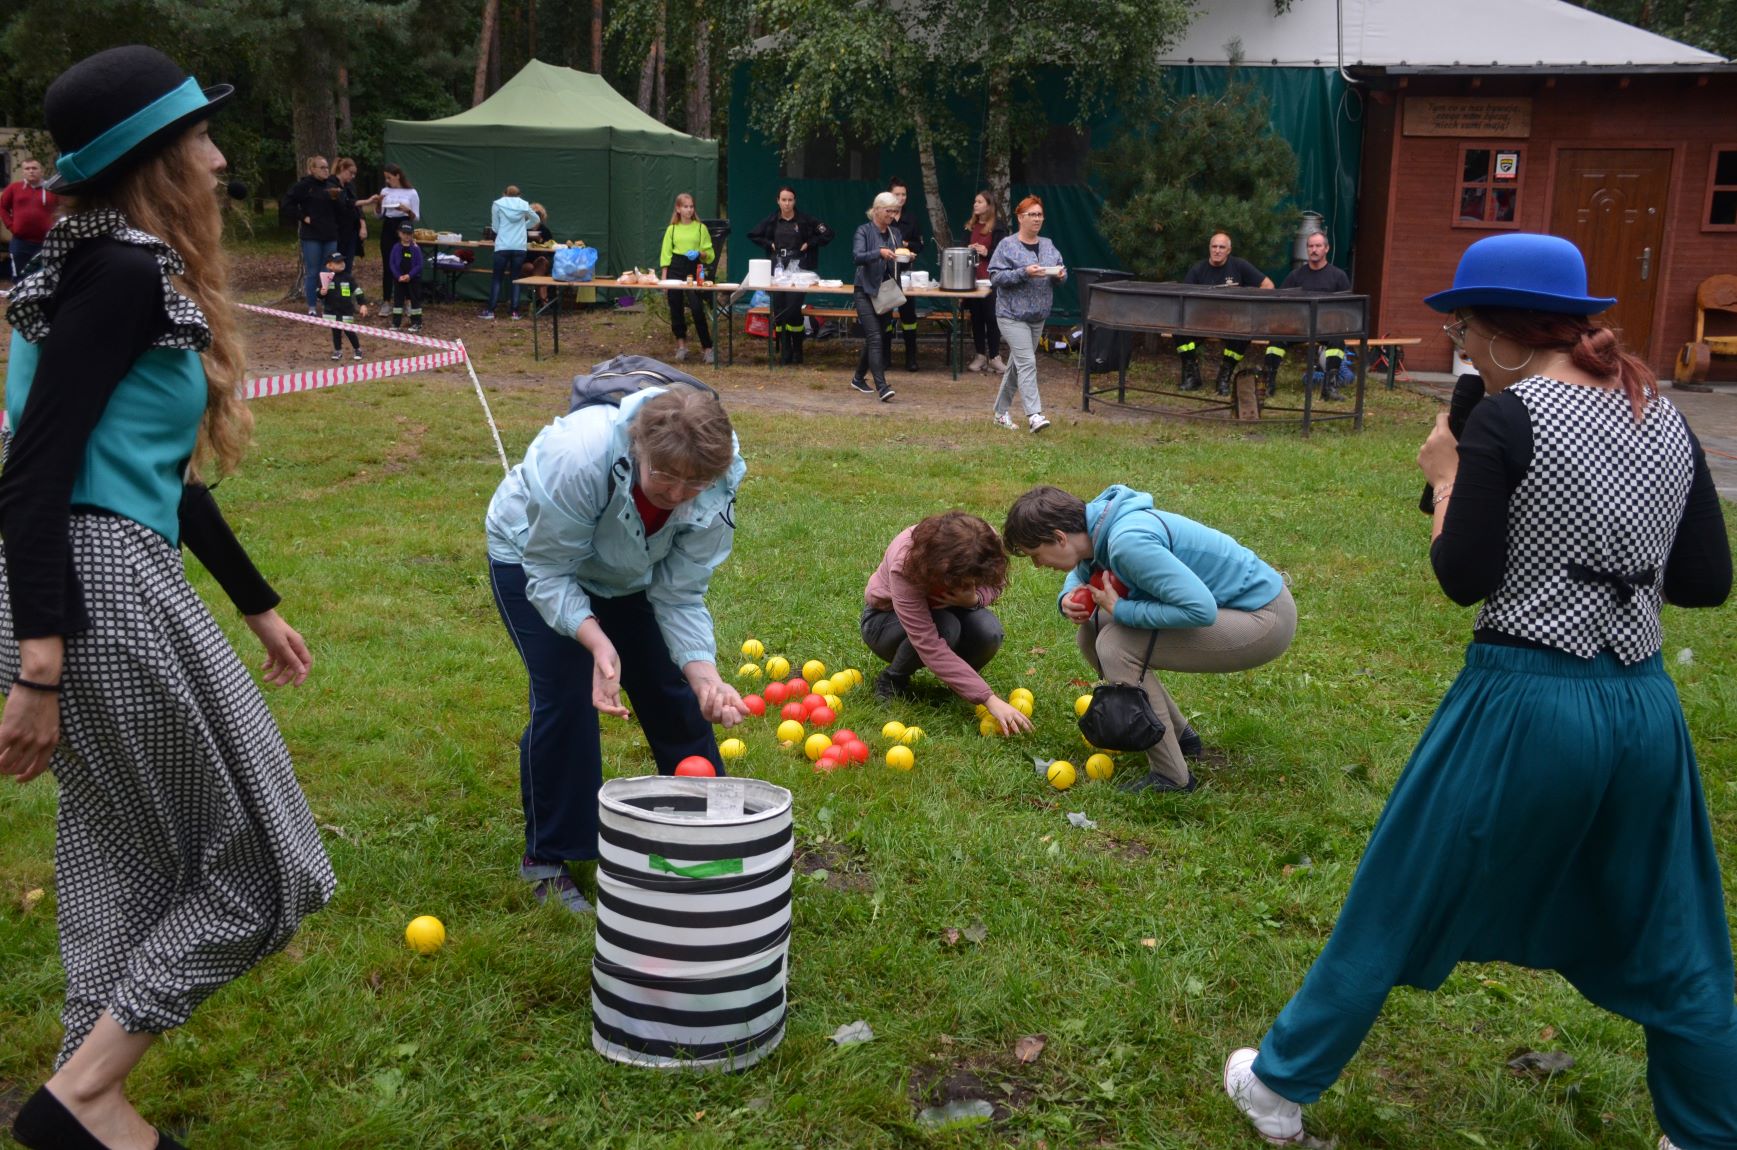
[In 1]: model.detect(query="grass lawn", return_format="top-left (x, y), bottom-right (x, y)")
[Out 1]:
top-left (1, 291), bottom-right (1733, 1149)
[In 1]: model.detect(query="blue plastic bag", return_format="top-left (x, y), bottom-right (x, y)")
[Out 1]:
top-left (552, 246), bottom-right (598, 282)
top-left (749, 290), bottom-right (771, 308)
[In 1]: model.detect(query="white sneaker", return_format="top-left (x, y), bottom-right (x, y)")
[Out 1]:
top-left (673, 346), bottom-right (689, 362)
top-left (987, 355), bottom-right (1008, 374)
top-left (1223, 1049), bottom-right (1304, 1144)
top-left (992, 411), bottom-right (1017, 430)
top-left (1028, 412), bottom-right (1051, 433)
top-left (967, 354), bottom-right (987, 373)
top-left (702, 348), bottom-right (715, 364)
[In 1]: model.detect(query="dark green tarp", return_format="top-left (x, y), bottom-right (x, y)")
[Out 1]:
top-left (385, 60), bottom-right (719, 283)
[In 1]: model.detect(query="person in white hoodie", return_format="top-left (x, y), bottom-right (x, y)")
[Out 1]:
top-left (481, 183), bottom-right (539, 320)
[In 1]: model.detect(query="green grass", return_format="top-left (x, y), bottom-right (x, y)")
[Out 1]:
top-left (1, 341), bottom-right (1732, 1150)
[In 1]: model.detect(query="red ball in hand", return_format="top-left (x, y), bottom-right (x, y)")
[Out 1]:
top-left (1069, 587), bottom-right (1094, 611)
top-left (674, 756), bottom-right (716, 777)
top-left (742, 694), bottom-right (766, 717)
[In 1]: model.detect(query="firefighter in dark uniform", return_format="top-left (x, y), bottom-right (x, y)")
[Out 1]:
top-left (1268, 231), bottom-right (1354, 401)
top-left (1176, 232), bottom-right (1274, 395)
top-left (882, 176), bottom-right (924, 372)
top-left (747, 187), bottom-right (834, 364)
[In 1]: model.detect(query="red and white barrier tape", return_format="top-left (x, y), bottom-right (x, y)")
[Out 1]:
top-left (236, 302), bottom-right (466, 353)
top-left (243, 349), bottom-right (468, 400)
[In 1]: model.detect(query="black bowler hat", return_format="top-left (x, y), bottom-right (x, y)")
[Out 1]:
top-left (43, 45), bottom-right (233, 193)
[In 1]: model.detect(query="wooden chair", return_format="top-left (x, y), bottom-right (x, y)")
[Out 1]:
top-left (1674, 274), bottom-right (1737, 384)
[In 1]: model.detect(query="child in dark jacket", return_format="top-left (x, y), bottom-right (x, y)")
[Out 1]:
top-left (388, 220), bottom-right (424, 332)
top-left (318, 249), bottom-right (368, 360)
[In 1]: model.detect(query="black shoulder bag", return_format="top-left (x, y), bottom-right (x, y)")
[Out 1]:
top-left (1076, 512), bottom-right (1171, 752)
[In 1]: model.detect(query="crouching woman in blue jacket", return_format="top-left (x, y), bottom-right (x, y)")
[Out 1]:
top-left (1003, 484), bottom-right (1296, 793)
top-left (486, 385), bottom-right (749, 914)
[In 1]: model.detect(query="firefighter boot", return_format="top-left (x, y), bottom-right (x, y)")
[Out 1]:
top-left (1215, 356), bottom-right (1236, 397)
top-left (1178, 354), bottom-right (1203, 392)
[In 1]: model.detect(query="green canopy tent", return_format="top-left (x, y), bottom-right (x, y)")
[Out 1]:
top-left (384, 60), bottom-right (718, 289)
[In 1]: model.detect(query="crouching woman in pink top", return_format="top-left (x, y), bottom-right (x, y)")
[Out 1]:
top-left (861, 511), bottom-right (1036, 735)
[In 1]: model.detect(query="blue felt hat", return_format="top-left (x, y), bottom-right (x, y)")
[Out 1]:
top-left (1424, 233), bottom-right (1615, 316)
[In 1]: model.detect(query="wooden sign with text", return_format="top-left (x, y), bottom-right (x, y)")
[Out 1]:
top-left (1402, 97), bottom-right (1532, 138)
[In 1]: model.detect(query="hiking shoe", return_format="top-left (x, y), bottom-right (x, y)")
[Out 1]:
top-left (1118, 769), bottom-right (1197, 794)
top-left (1177, 726), bottom-right (1203, 759)
top-left (987, 356), bottom-right (1007, 374)
top-left (673, 346), bottom-right (690, 362)
top-left (521, 857), bottom-right (593, 915)
top-left (1028, 412), bottom-right (1051, 433)
top-left (329, 350), bottom-right (342, 361)
top-left (849, 376), bottom-right (875, 394)
top-left (992, 411), bottom-right (1018, 430)
top-left (1224, 1048), bottom-right (1305, 1144)
top-left (878, 385), bottom-right (896, 402)
top-left (874, 670), bottom-right (915, 701)
top-left (702, 348), bottom-right (715, 364)
top-left (967, 353), bottom-right (987, 373)
top-left (478, 310), bottom-right (495, 320)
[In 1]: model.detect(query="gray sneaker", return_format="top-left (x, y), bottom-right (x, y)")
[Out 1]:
top-left (521, 858), bottom-right (593, 915)
top-left (1223, 1048), bottom-right (1305, 1144)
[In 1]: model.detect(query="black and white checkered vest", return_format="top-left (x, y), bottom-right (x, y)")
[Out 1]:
top-left (1474, 376), bottom-right (1693, 664)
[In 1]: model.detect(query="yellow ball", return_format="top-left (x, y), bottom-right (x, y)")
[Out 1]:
top-left (979, 714), bottom-right (1001, 737)
top-left (845, 668), bottom-right (864, 687)
top-left (719, 738), bottom-right (747, 761)
top-left (1046, 760), bottom-right (1078, 790)
top-left (1009, 687), bottom-right (1034, 706)
top-left (824, 694), bottom-right (843, 712)
top-left (1075, 693), bottom-right (1094, 717)
top-left (741, 639), bottom-right (765, 660)
top-left (405, 915), bottom-right (445, 955)
top-left (886, 744), bottom-right (915, 770)
top-left (776, 719), bottom-right (805, 743)
top-left (975, 703), bottom-right (991, 718)
top-left (804, 733), bottom-right (833, 761)
top-left (765, 656), bottom-right (791, 680)
top-left (802, 660), bottom-right (827, 683)
top-left (737, 662), bottom-right (762, 681)
top-left (1085, 753), bottom-right (1115, 781)
top-left (812, 678), bottom-right (834, 696)
top-left (881, 721), bottom-right (907, 741)
top-left (1011, 696), bottom-right (1034, 717)
top-left (833, 673), bottom-right (853, 695)
top-left (900, 726), bottom-right (925, 745)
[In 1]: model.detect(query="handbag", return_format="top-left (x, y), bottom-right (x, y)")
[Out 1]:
top-left (873, 274), bottom-right (905, 315)
top-left (1078, 627), bottom-right (1167, 752)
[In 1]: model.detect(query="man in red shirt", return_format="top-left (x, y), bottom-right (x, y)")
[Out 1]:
top-left (1, 159), bottom-right (60, 280)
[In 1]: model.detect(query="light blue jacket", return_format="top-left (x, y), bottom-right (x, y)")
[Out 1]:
top-left (490, 195), bottom-right (539, 251)
top-left (485, 388), bottom-right (746, 666)
top-left (1059, 485), bottom-right (1283, 629)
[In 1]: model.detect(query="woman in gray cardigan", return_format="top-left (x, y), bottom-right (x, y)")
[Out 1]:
top-left (850, 191), bottom-right (902, 402)
top-left (987, 194), bottom-right (1066, 433)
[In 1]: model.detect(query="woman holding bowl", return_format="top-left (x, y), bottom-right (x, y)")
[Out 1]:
top-left (988, 195), bottom-right (1064, 433)
top-left (848, 191), bottom-right (902, 402)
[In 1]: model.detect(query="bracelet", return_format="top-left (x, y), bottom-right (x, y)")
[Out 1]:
top-left (1432, 484), bottom-right (1455, 507)
top-left (13, 677), bottom-right (62, 693)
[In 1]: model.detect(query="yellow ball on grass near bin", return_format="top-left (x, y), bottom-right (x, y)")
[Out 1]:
top-left (1075, 693), bottom-right (1093, 717)
top-left (741, 639), bottom-right (765, 660)
top-left (804, 733), bottom-right (833, 761)
top-left (737, 663), bottom-right (762, 681)
top-left (802, 660), bottom-right (827, 683)
top-left (1085, 753), bottom-right (1115, 781)
top-left (1046, 760), bottom-right (1077, 790)
top-left (900, 726), bottom-right (925, 745)
top-left (886, 745), bottom-right (915, 770)
top-left (765, 656), bottom-right (791, 680)
top-left (882, 721), bottom-right (907, 741)
top-left (405, 915), bottom-right (445, 955)
top-left (776, 719), bottom-right (805, 743)
top-left (719, 738), bottom-right (747, 761)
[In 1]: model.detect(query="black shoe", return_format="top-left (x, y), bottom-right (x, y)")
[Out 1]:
top-left (878, 385), bottom-right (896, 402)
top-left (1177, 726), bottom-right (1203, 759)
top-left (905, 342), bottom-right (919, 372)
top-left (1261, 358), bottom-right (1282, 395)
top-left (1117, 770), bottom-right (1198, 794)
top-left (792, 337), bottom-right (804, 365)
top-left (10, 1085), bottom-right (187, 1150)
top-left (849, 377), bottom-right (875, 394)
top-left (873, 670), bottom-right (914, 701)
top-left (1215, 360), bottom-right (1235, 396)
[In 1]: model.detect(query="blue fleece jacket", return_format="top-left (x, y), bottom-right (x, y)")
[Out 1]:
top-left (1058, 485), bottom-right (1283, 629)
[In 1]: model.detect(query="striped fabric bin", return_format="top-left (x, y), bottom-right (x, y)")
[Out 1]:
top-left (593, 776), bottom-right (794, 1071)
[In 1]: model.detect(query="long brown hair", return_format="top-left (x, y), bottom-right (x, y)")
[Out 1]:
top-left (904, 512), bottom-right (1008, 596)
top-left (63, 130), bottom-right (250, 478)
top-left (1471, 308), bottom-right (1655, 421)
top-left (968, 190), bottom-right (998, 232)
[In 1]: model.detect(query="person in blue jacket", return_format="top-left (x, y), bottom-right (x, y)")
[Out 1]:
top-left (485, 385), bottom-right (749, 914)
top-left (481, 183), bottom-right (540, 320)
top-left (387, 219), bottom-right (424, 332)
top-left (1002, 484), bottom-right (1296, 793)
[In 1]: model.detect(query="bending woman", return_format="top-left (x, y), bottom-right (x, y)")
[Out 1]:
top-left (2, 46), bottom-right (333, 1150)
top-left (1222, 233), bottom-right (1734, 1150)
top-left (486, 384), bottom-right (748, 915)
top-left (861, 511), bottom-right (1034, 735)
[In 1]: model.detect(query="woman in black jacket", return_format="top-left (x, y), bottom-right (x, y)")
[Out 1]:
top-left (747, 187), bottom-right (833, 364)
top-left (849, 191), bottom-right (901, 402)
top-left (284, 155), bottom-right (339, 313)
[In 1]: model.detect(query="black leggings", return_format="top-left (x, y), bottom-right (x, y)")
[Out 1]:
top-left (854, 294), bottom-right (888, 390)
top-left (860, 604), bottom-right (1004, 680)
top-left (665, 254), bottom-right (712, 347)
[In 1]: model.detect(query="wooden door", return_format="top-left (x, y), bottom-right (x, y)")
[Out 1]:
top-left (1549, 149), bottom-right (1672, 356)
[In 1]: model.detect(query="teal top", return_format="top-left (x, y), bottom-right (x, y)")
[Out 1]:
top-left (5, 328), bottom-right (205, 545)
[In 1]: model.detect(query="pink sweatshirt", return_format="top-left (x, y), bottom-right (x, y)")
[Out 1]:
top-left (864, 527), bottom-right (1003, 704)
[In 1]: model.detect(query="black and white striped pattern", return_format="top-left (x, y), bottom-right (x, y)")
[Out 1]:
top-left (592, 777), bottom-right (793, 1071)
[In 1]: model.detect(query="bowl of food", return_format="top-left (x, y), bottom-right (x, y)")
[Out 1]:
top-left (1039, 265), bottom-right (1066, 277)
top-left (894, 248), bottom-right (914, 263)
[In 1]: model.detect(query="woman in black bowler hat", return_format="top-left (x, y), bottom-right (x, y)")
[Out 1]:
top-left (1, 46), bottom-right (334, 1150)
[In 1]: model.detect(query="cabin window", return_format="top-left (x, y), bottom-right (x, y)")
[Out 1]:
top-left (782, 139), bottom-right (880, 183)
top-left (1453, 144), bottom-right (1524, 230)
top-left (1706, 146), bottom-right (1737, 231)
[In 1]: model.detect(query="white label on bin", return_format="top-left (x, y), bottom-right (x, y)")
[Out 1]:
top-left (706, 780), bottom-right (746, 820)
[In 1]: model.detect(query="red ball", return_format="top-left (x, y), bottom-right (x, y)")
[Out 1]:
top-left (674, 756), bottom-right (716, 777)
top-left (818, 747), bottom-right (847, 768)
top-left (809, 705), bottom-right (837, 727)
top-left (742, 694), bottom-right (766, 717)
top-left (846, 740), bottom-right (870, 763)
top-left (764, 681), bottom-right (789, 704)
top-left (1089, 569), bottom-right (1131, 596)
top-left (802, 693), bottom-right (825, 710)
top-left (787, 677), bottom-right (809, 694)
top-left (780, 701), bottom-right (807, 723)
top-left (1069, 587), bottom-right (1094, 611)
top-left (832, 728), bottom-right (858, 745)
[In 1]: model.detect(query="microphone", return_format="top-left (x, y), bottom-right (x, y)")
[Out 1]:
top-left (1419, 373), bottom-right (1488, 514)
top-left (226, 180), bottom-right (248, 201)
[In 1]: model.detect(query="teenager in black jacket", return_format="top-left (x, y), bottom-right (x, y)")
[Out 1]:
top-left (747, 187), bottom-right (834, 364)
top-left (284, 156), bottom-right (339, 313)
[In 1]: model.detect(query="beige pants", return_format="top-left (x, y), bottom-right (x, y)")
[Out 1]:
top-left (1076, 586), bottom-right (1297, 784)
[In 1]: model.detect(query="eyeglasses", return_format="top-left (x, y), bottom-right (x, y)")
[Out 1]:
top-left (1442, 319), bottom-right (1469, 349)
top-left (1021, 211), bottom-right (1044, 218)
top-left (645, 467), bottom-right (710, 495)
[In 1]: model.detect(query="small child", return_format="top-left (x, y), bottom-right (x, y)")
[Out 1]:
top-left (388, 220), bottom-right (424, 332)
top-left (318, 249), bottom-right (367, 360)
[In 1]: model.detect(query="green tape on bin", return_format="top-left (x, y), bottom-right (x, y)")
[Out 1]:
top-left (648, 854), bottom-right (745, 879)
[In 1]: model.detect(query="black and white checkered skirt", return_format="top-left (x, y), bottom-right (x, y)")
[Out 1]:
top-left (0, 513), bottom-right (334, 1065)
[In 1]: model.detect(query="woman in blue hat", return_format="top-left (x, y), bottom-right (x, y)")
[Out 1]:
top-left (1, 46), bottom-right (334, 1150)
top-left (1223, 233), bottom-right (1733, 1150)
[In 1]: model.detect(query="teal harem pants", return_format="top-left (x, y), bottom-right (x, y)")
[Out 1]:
top-left (1254, 643), bottom-right (1737, 1149)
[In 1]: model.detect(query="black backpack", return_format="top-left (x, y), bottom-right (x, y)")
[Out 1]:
top-left (566, 355), bottom-right (717, 412)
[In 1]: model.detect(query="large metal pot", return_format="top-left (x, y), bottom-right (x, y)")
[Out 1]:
top-left (941, 247), bottom-right (977, 291)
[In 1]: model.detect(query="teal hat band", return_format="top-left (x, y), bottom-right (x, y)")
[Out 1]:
top-left (54, 76), bottom-right (208, 185)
